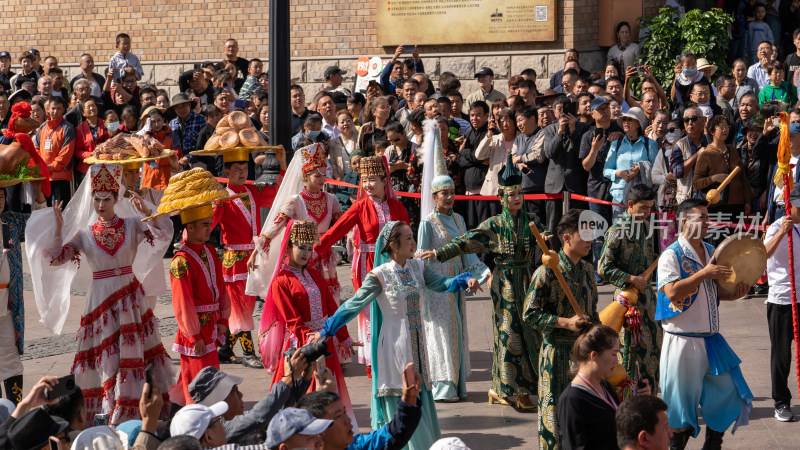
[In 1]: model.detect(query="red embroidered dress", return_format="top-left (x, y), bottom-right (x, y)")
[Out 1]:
top-left (268, 264), bottom-right (357, 427)
top-left (169, 242), bottom-right (231, 405)
top-left (255, 187), bottom-right (343, 300)
top-left (49, 216), bottom-right (173, 425)
top-left (211, 183), bottom-right (277, 334)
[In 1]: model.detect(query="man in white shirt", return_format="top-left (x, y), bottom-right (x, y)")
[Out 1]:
top-left (317, 92), bottom-right (340, 140)
top-left (656, 198), bottom-right (752, 450)
top-left (763, 185), bottom-right (800, 422)
top-left (747, 41), bottom-right (775, 89)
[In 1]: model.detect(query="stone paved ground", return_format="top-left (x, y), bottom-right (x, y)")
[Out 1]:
top-left (18, 253), bottom-right (800, 449)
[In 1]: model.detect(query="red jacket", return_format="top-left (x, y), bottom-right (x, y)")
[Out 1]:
top-left (74, 118), bottom-right (110, 174)
top-left (35, 118), bottom-right (76, 182)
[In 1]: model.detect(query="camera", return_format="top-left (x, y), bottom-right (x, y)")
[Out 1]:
top-left (283, 341), bottom-right (330, 362)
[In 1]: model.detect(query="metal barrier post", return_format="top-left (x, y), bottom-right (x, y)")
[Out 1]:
top-left (562, 191), bottom-right (570, 214)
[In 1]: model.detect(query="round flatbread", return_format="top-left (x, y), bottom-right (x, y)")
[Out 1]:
top-left (238, 128), bottom-right (262, 147)
top-left (228, 110), bottom-right (250, 130)
top-left (204, 134), bottom-right (221, 150)
top-left (220, 130), bottom-right (240, 149)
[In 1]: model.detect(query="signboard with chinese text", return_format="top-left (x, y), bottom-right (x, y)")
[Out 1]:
top-left (377, 0), bottom-right (557, 46)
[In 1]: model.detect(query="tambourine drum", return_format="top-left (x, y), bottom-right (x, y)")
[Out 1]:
top-left (712, 232), bottom-right (767, 292)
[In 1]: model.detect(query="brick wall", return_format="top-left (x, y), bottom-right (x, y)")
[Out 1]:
top-left (0, 0), bottom-right (664, 94)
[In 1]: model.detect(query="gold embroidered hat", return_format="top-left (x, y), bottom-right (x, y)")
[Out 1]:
top-left (300, 143), bottom-right (327, 175)
top-left (289, 220), bottom-right (320, 246)
top-left (90, 163), bottom-right (122, 193)
top-left (358, 156), bottom-right (387, 178)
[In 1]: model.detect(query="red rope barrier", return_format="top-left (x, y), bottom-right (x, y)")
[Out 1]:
top-left (214, 177), bottom-right (765, 231)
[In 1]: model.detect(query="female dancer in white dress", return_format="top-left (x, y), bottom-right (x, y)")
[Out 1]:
top-left (26, 163), bottom-right (174, 425)
top-left (246, 143), bottom-right (348, 370)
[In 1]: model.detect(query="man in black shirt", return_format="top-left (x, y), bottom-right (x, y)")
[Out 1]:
top-left (542, 96), bottom-right (591, 250)
top-left (578, 96), bottom-right (624, 282)
top-left (0, 52), bottom-right (14, 92)
top-left (457, 100), bottom-right (490, 228)
top-left (223, 39), bottom-right (249, 92)
top-left (290, 85), bottom-right (309, 136)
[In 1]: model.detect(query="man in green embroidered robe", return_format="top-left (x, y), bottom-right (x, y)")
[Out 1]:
top-left (598, 184), bottom-right (663, 392)
top-left (523, 209), bottom-right (600, 450)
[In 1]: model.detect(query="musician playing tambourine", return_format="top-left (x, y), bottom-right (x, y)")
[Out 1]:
top-left (656, 198), bottom-right (752, 450)
top-left (763, 184), bottom-right (800, 423)
top-left (597, 184), bottom-right (662, 394)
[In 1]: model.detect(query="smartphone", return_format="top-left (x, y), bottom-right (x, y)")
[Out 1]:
top-left (93, 413), bottom-right (110, 427)
top-left (636, 66), bottom-right (645, 77)
top-left (593, 127), bottom-right (603, 138)
top-left (233, 99), bottom-right (250, 110)
top-left (402, 45), bottom-right (415, 53)
top-left (772, 117), bottom-right (781, 127)
top-left (223, 81), bottom-right (231, 90)
top-left (49, 436), bottom-right (61, 450)
top-left (562, 100), bottom-right (577, 117)
top-left (44, 374), bottom-right (75, 400)
top-left (145, 364), bottom-right (154, 399)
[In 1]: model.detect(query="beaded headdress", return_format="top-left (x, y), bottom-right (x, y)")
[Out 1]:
top-left (430, 133), bottom-right (454, 194)
top-left (90, 163), bottom-right (122, 194)
top-left (289, 220), bottom-right (320, 245)
top-left (358, 156), bottom-right (387, 177)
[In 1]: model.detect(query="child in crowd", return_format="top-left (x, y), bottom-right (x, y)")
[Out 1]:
top-left (108, 32), bottom-right (144, 82)
top-left (745, 3), bottom-right (774, 65)
top-left (758, 61), bottom-right (798, 107)
top-left (238, 58), bottom-right (264, 100)
top-left (672, 52), bottom-right (704, 106)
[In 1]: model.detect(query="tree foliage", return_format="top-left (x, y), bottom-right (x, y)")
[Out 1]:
top-left (639, 7), bottom-right (733, 96)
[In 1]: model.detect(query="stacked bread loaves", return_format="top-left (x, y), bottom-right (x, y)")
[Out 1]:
top-left (157, 168), bottom-right (228, 214)
top-left (203, 110), bottom-right (267, 150)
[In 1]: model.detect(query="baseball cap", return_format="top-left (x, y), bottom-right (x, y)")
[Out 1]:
top-left (0, 52), bottom-right (10, 60)
top-left (265, 408), bottom-right (333, 449)
top-left (169, 402), bottom-right (229, 439)
top-left (323, 66), bottom-right (346, 80)
top-left (474, 67), bottom-right (494, 78)
top-left (331, 91), bottom-right (347, 109)
top-left (189, 367), bottom-right (243, 406)
top-left (589, 96), bottom-right (610, 111)
top-left (28, 49), bottom-right (39, 56)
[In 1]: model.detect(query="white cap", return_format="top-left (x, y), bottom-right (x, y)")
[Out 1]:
top-left (169, 401), bottom-right (229, 439)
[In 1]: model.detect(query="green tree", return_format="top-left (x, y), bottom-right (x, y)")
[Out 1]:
top-left (638, 7), bottom-right (733, 102)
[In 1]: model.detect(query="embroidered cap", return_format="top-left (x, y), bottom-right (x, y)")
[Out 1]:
top-left (358, 156), bottom-right (387, 178)
top-left (90, 163), bottom-right (122, 193)
top-left (289, 220), bottom-right (320, 246)
top-left (300, 143), bottom-right (327, 175)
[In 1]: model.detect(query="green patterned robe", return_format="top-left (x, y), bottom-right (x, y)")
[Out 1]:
top-left (597, 213), bottom-right (662, 392)
top-left (435, 212), bottom-right (544, 398)
top-left (523, 251), bottom-right (600, 450)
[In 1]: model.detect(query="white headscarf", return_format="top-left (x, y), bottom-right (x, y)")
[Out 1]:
top-left (25, 164), bottom-right (172, 334)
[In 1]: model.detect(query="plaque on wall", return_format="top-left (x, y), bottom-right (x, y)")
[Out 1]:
top-left (377, 0), bottom-right (557, 46)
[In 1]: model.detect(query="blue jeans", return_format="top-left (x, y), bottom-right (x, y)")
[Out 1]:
top-left (589, 202), bottom-right (612, 282)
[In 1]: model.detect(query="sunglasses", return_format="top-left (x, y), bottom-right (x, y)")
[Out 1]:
top-left (667, 127), bottom-right (679, 133)
top-left (683, 116), bottom-right (700, 123)
top-left (389, 137), bottom-right (403, 143)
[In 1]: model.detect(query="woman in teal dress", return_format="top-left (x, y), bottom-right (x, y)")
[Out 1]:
top-left (314, 221), bottom-right (479, 450)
